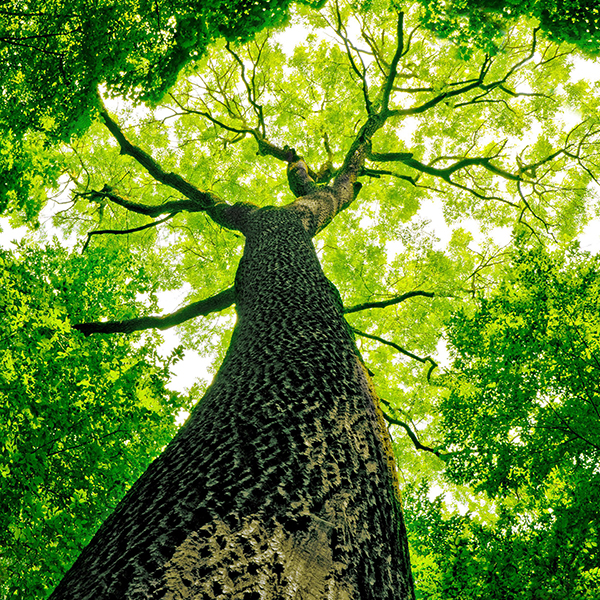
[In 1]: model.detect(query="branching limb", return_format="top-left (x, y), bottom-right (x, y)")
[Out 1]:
top-left (352, 327), bottom-right (438, 381)
top-left (225, 41), bottom-right (267, 137)
top-left (85, 102), bottom-right (259, 231)
top-left (329, 1), bottom-right (374, 114)
top-left (344, 290), bottom-right (434, 314)
top-left (367, 145), bottom-right (522, 183)
top-left (76, 185), bottom-right (200, 218)
top-left (73, 287), bottom-right (235, 336)
top-left (388, 55), bottom-right (492, 117)
top-left (167, 94), bottom-right (252, 139)
top-left (82, 212), bottom-right (178, 253)
top-left (379, 398), bottom-right (447, 459)
top-left (97, 102), bottom-right (222, 210)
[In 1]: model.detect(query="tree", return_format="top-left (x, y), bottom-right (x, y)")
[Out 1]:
top-left (0, 243), bottom-right (188, 598)
top-left (405, 243), bottom-right (600, 599)
top-left (2, 0), bottom-right (600, 597)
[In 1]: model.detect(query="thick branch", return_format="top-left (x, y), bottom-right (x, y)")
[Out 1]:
top-left (77, 186), bottom-right (204, 217)
top-left (73, 287), bottom-right (235, 336)
top-left (344, 291), bottom-right (434, 314)
top-left (381, 12), bottom-right (404, 114)
top-left (98, 104), bottom-right (222, 209)
top-left (96, 99), bottom-right (257, 231)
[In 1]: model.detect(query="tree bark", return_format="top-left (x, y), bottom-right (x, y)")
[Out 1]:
top-left (50, 204), bottom-right (415, 599)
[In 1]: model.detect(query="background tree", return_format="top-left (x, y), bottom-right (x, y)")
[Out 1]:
top-left (0, 244), bottom-right (188, 599)
top-left (406, 243), bottom-right (600, 599)
top-left (2, 0), bottom-right (600, 597)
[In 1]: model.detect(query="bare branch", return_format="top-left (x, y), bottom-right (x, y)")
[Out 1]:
top-left (379, 398), bottom-right (446, 458)
top-left (73, 287), bottom-right (236, 336)
top-left (82, 212), bottom-right (179, 253)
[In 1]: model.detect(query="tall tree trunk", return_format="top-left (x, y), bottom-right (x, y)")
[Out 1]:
top-left (50, 205), bottom-right (415, 599)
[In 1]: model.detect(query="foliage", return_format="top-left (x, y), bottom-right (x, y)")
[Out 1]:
top-left (2, 0), bottom-right (600, 596)
top-left (418, 0), bottom-right (600, 56)
top-left (405, 480), bottom-right (600, 600)
top-left (408, 243), bottom-right (600, 598)
top-left (0, 0), bottom-right (322, 223)
top-left (0, 129), bottom-right (62, 226)
top-left (0, 243), bottom-right (190, 599)
top-left (443, 243), bottom-right (600, 498)
top-left (0, 0), bottom-right (324, 142)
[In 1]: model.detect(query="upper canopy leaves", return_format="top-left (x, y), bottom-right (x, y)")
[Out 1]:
top-left (0, 0), bottom-right (325, 142)
top-left (418, 0), bottom-right (600, 57)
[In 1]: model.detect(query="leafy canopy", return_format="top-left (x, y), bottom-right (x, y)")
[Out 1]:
top-left (2, 0), bottom-right (600, 597)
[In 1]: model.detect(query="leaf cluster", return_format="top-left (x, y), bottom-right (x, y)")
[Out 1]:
top-left (0, 243), bottom-right (190, 598)
top-left (418, 0), bottom-right (600, 57)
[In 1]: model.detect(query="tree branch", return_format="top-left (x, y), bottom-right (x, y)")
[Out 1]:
top-left (352, 327), bottom-right (438, 381)
top-left (73, 287), bottom-right (235, 336)
top-left (381, 12), bottom-right (404, 115)
top-left (96, 97), bottom-right (256, 231)
top-left (344, 290), bottom-right (434, 314)
top-left (367, 146), bottom-right (522, 183)
top-left (98, 103), bottom-right (222, 209)
top-left (76, 186), bottom-right (204, 217)
top-left (82, 212), bottom-right (179, 253)
top-left (380, 398), bottom-right (446, 459)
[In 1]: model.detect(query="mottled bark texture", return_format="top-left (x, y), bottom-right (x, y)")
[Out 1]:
top-left (50, 204), bottom-right (415, 599)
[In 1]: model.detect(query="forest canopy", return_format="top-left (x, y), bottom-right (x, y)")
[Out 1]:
top-left (1, 0), bottom-right (600, 597)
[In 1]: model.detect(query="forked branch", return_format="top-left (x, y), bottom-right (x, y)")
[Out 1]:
top-left (95, 99), bottom-right (256, 232)
top-left (379, 398), bottom-right (447, 459)
top-left (98, 104), bottom-right (221, 209)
